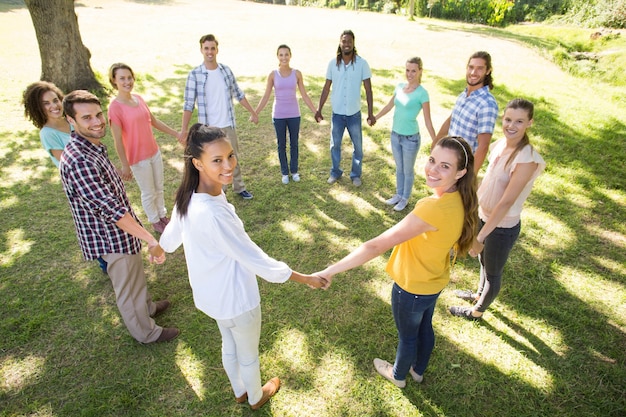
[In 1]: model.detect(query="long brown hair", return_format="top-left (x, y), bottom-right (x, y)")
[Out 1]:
top-left (468, 51), bottom-right (494, 90)
top-left (504, 98), bottom-right (535, 168)
top-left (437, 136), bottom-right (479, 257)
top-left (174, 124), bottom-right (228, 218)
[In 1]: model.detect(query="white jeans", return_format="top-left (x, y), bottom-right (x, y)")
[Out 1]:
top-left (131, 150), bottom-right (166, 224)
top-left (215, 305), bottom-right (263, 405)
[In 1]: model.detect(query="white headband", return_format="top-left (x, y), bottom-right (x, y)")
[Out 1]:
top-left (449, 137), bottom-right (469, 169)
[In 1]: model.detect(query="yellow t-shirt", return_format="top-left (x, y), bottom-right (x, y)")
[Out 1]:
top-left (385, 191), bottom-right (464, 295)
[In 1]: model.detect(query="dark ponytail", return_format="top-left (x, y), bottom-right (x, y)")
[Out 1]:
top-left (174, 124), bottom-right (227, 218)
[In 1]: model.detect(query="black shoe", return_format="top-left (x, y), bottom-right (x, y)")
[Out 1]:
top-left (449, 306), bottom-right (481, 321)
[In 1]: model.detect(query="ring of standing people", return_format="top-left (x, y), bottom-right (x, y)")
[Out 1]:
top-left (22, 30), bottom-right (545, 410)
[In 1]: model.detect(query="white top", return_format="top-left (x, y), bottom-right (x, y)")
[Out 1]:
top-left (204, 68), bottom-right (230, 128)
top-left (478, 138), bottom-right (546, 228)
top-left (159, 191), bottom-right (292, 319)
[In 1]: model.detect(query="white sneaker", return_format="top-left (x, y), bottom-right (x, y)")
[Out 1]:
top-left (282, 175), bottom-right (289, 184)
top-left (327, 176), bottom-right (338, 184)
top-left (385, 194), bottom-right (401, 206)
top-left (373, 358), bottom-right (406, 388)
top-left (394, 198), bottom-right (408, 211)
top-left (292, 173), bottom-right (300, 182)
top-left (409, 366), bottom-right (423, 383)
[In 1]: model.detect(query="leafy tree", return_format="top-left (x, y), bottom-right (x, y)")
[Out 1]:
top-left (24, 0), bottom-right (102, 94)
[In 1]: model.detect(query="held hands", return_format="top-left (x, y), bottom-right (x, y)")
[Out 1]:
top-left (119, 166), bottom-right (133, 181)
top-left (367, 114), bottom-right (376, 126)
top-left (313, 268), bottom-right (333, 290)
top-left (314, 110), bottom-right (324, 123)
top-left (248, 113), bottom-right (259, 124)
top-left (148, 241), bottom-right (166, 264)
top-left (305, 274), bottom-right (329, 290)
top-left (469, 238), bottom-right (484, 258)
top-left (177, 131), bottom-right (187, 146)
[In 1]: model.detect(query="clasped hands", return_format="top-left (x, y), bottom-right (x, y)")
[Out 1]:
top-left (148, 241), bottom-right (166, 264)
top-left (305, 268), bottom-right (333, 290)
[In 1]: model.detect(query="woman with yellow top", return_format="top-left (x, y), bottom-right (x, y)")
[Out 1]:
top-left (316, 136), bottom-right (478, 387)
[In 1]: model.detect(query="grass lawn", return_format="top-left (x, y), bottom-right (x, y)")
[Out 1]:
top-left (1, 1), bottom-right (624, 416)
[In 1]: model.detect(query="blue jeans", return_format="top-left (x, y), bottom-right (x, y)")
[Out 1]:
top-left (330, 112), bottom-right (363, 179)
top-left (475, 219), bottom-right (521, 313)
top-left (273, 117), bottom-right (300, 175)
top-left (390, 131), bottom-right (421, 199)
top-left (391, 283), bottom-right (441, 379)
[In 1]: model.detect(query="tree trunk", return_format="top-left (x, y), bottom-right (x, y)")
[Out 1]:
top-left (24, 0), bottom-right (102, 94)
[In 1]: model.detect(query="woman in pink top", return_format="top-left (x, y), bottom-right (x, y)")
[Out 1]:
top-left (108, 63), bottom-right (179, 233)
top-left (449, 98), bottom-right (546, 320)
top-left (255, 45), bottom-right (317, 184)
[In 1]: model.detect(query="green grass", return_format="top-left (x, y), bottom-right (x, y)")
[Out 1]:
top-left (1, 4), bottom-right (625, 417)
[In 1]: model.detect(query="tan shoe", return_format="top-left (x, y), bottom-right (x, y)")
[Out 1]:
top-left (235, 392), bottom-right (247, 404)
top-left (250, 377), bottom-right (280, 410)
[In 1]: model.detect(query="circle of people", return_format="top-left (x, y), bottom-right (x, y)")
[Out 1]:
top-left (22, 30), bottom-right (546, 410)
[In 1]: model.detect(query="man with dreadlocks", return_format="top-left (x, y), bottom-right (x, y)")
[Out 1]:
top-left (315, 30), bottom-right (374, 187)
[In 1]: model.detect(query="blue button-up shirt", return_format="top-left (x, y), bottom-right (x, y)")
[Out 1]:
top-left (449, 85), bottom-right (498, 152)
top-left (326, 55), bottom-right (371, 116)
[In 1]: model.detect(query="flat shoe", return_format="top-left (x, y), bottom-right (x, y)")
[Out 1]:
top-left (235, 392), bottom-right (247, 404)
top-left (454, 289), bottom-right (478, 302)
top-left (409, 366), bottom-right (423, 383)
top-left (373, 358), bottom-right (406, 388)
top-left (449, 306), bottom-right (481, 321)
top-left (250, 377), bottom-right (280, 410)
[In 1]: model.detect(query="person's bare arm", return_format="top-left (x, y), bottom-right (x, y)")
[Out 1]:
top-left (363, 78), bottom-right (375, 126)
top-left (374, 95), bottom-right (395, 121)
top-left (110, 122), bottom-right (133, 181)
top-left (254, 71), bottom-right (275, 115)
top-left (116, 212), bottom-right (165, 263)
top-left (473, 132), bottom-right (493, 172)
top-left (315, 212), bottom-right (436, 282)
top-left (315, 79), bottom-right (332, 122)
top-left (435, 115), bottom-right (451, 146)
top-left (470, 162), bottom-right (538, 256)
top-left (296, 70), bottom-right (317, 114)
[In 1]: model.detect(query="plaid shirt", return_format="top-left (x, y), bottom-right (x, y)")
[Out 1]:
top-left (59, 133), bottom-right (142, 260)
top-left (183, 63), bottom-right (245, 128)
top-left (449, 85), bottom-right (498, 152)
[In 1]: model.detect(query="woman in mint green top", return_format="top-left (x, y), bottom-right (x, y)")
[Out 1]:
top-left (22, 81), bottom-right (108, 275)
top-left (22, 81), bottom-right (71, 167)
top-left (374, 57), bottom-right (437, 211)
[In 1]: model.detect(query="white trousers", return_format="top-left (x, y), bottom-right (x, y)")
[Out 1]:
top-left (131, 150), bottom-right (166, 224)
top-left (215, 305), bottom-right (263, 405)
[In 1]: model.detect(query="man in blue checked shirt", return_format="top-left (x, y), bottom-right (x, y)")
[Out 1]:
top-left (435, 51), bottom-right (498, 171)
top-left (180, 34), bottom-right (258, 200)
top-left (60, 90), bottom-right (179, 344)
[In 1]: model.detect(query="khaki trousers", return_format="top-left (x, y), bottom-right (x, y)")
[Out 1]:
top-left (102, 252), bottom-right (162, 343)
